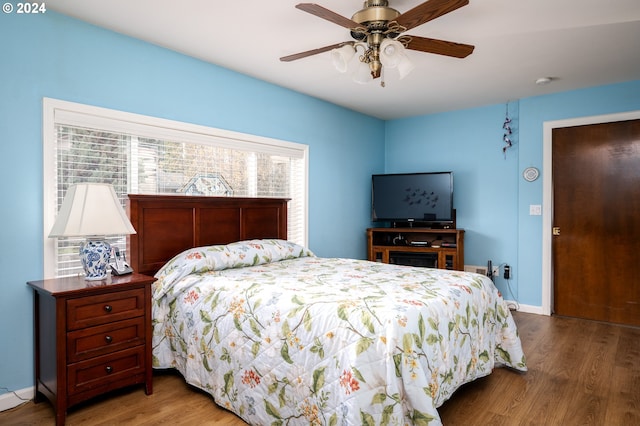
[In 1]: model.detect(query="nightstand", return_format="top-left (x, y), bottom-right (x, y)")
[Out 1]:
top-left (27, 273), bottom-right (155, 426)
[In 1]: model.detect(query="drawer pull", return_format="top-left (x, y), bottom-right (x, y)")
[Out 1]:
top-left (105, 335), bottom-right (113, 344)
top-left (104, 305), bottom-right (113, 313)
top-left (105, 366), bottom-right (113, 374)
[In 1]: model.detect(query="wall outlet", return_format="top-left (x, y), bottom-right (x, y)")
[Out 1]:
top-left (492, 266), bottom-right (500, 277)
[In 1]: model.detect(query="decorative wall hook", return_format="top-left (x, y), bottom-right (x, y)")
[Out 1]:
top-left (502, 102), bottom-right (513, 156)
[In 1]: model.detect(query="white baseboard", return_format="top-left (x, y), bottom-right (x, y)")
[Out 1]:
top-left (504, 301), bottom-right (546, 315)
top-left (0, 386), bottom-right (33, 412)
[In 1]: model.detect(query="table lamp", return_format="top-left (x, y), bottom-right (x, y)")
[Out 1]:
top-left (48, 183), bottom-right (136, 280)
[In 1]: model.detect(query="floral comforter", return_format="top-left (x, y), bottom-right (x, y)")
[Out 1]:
top-left (152, 239), bottom-right (526, 425)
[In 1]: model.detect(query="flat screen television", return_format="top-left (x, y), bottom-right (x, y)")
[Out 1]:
top-left (372, 172), bottom-right (454, 227)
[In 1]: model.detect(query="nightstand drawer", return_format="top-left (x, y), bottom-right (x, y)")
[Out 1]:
top-left (67, 317), bottom-right (146, 363)
top-left (68, 346), bottom-right (146, 396)
top-left (67, 288), bottom-right (145, 330)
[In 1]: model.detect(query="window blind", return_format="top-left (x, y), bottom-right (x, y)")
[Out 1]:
top-left (45, 98), bottom-right (308, 278)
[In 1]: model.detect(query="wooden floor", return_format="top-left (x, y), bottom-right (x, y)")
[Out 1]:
top-left (2, 312), bottom-right (639, 425)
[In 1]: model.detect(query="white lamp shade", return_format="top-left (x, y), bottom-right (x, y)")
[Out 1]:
top-left (380, 39), bottom-right (405, 68)
top-left (331, 44), bottom-right (356, 73)
top-left (353, 60), bottom-right (373, 84)
top-left (49, 183), bottom-right (136, 237)
top-left (397, 55), bottom-right (415, 80)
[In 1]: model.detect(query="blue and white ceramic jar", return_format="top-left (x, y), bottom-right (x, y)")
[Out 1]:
top-left (80, 239), bottom-right (111, 280)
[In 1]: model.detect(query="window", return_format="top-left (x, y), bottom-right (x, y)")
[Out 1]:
top-left (43, 98), bottom-right (308, 278)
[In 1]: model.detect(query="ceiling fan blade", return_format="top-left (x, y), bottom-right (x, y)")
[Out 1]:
top-left (280, 42), bottom-right (353, 62)
top-left (405, 36), bottom-right (474, 58)
top-left (395, 0), bottom-right (469, 32)
top-left (296, 3), bottom-right (362, 30)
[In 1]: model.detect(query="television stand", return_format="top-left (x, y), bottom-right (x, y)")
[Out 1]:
top-left (367, 227), bottom-right (465, 271)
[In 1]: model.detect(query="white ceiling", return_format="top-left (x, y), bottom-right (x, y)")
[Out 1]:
top-left (47, 0), bottom-right (640, 120)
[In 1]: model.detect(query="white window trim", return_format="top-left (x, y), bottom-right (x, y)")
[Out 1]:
top-left (43, 97), bottom-right (309, 279)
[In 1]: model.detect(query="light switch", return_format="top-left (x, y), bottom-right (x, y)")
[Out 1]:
top-left (529, 204), bottom-right (542, 215)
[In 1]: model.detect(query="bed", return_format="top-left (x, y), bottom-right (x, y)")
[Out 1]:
top-left (127, 194), bottom-right (527, 425)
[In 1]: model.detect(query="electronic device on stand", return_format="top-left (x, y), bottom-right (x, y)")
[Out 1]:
top-left (110, 247), bottom-right (133, 275)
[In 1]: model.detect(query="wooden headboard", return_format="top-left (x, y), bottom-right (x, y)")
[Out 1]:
top-left (126, 194), bottom-right (289, 276)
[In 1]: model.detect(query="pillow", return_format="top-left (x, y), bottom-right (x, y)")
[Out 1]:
top-left (153, 239), bottom-right (314, 297)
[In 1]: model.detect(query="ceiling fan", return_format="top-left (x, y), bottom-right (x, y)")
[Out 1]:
top-left (280, 0), bottom-right (475, 84)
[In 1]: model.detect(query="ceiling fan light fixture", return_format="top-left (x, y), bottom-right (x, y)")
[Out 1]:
top-left (282, 0), bottom-right (474, 85)
top-left (353, 59), bottom-right (374, 84)
top-left (331, 44), bottom-right (356, 73)
top-left (379, 38), bottom-right (404, 68)
top-left (396, 55), bottom-right (415, 80)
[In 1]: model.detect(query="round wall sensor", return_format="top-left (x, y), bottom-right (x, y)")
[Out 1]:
top-left (523, 167), bottom-right (539, 182)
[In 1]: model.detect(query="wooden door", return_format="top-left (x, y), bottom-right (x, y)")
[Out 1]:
top-left (552, 119), bottom-right (640, 326)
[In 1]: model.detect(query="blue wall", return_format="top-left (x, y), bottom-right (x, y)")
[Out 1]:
top-left (386, 81), bottom-right (640, 306)
top-left (515, 83), bottom-right (640, 305)
top-left (385, 103), bottom-right (519, 298)
top-left (1, 9), bottom-right (639, 400)
top-left (0, 11), bottom-right (384, 396)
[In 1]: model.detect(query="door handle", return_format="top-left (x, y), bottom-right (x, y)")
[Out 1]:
top-left (553, 227), bottom-right (560, 236)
